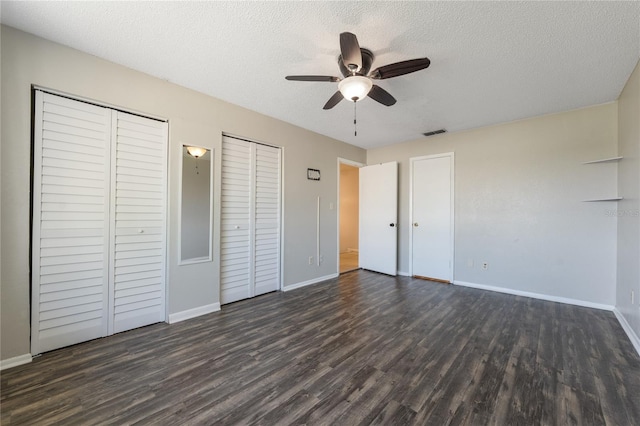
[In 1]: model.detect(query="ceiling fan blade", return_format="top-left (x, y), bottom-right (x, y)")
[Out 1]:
top-left (369, 58), bottom-right (431, 80)
top-left (285, 75), bottom-right (340, 82)
top-left (340, 32), bottom-right (362, 72)
top-left (368, 85), bottom-right (396, 106)
top-left (323, 91), bottom-right (344, 110)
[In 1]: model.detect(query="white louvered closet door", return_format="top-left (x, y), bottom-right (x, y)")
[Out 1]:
top-left (110, 111), bottom-right (167, 333)
top-left (32, 92), bottom-right (112, 354)
top-left (220, 136), bottom-right (281, 304)
top-left (254, 144), bottom-right (281, 296)
top-left (32, 92), bottom-right (167, 355)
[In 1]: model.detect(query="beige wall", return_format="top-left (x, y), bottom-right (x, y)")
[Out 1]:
top-left (339, 164), bottom-right (359, 253)
top-left (368, 103), bottom-right (619, 306)
top-left (0, 26), bottom-right (365, 361)
top-left (617, 59), bottom-right (640, 342)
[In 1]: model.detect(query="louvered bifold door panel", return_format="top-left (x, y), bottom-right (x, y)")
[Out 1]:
top-left (220, 137), bottom-right (252, 304)
top-left (254, 144), bottom-right (281, 296)
top-left (110, 111), bottom-right (167, 333)
top-left (32, 92), bottom-right (111, 354)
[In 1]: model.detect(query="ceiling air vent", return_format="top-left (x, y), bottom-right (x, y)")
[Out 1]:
top-left (423, 129), bottom-right (447, 137)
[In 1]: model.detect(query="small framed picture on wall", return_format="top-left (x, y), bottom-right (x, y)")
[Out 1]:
top-left (307, 168), bottom-right (320, 181)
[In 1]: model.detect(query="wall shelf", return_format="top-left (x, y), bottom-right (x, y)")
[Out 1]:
top-left (582, 156), bottom-right (623, 164)
top-left (582, 197), bottom-right (623, 202)
top-left (582, 156), bottom-right (623, 202)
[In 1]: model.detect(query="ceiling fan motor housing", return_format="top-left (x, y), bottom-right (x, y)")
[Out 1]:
top-left (339, 48), bottom-right (374, 77)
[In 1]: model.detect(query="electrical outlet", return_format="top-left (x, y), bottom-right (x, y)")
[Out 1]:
top-left (308, 256), bottom-right (313, 265)
top-left (319, 255), bottom-right (324, 264)
top-left (482, 262), bottom-right (488, 270)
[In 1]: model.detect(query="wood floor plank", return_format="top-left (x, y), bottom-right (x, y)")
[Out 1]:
top-left (1, 270), bottom-right (639, 425)
top-left (366, 400), bottom-right (417, 425)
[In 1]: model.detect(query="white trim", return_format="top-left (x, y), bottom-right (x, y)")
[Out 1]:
top-left (179, 256), bottom-right (212, 266)
top-left (454, 280), bottom-right (614, 311)
top-left (613, 308), bottom-right (640, 357)
top-left (317, 196), bottom-right (321, 266)
top-left (221, 132), bottom-right (281, 149)
top-left (31, 90), bottom-right (45, 355)
top-left (0, 354), bottom-right (32, 371)
top-left (168, 303), bottom-right (221, 324)
top-left (248, 143), bottom-right (257, 298)
top-left (338, 158), bottom-right (367, 168)
top-left (279, 146), bottom-right (285, 291)
top-left (397, 270), bottom-right (410, 277)
top-left (107, 110), bottom-right (118, 335)
top-left (282, 273), bottom-right (339, 292)
top-left (165, 120), bottom-right (173, 323)
top-left (409, 152), bottom-right (455, 281)
top-left (336, 158), bottom-right (365, 276)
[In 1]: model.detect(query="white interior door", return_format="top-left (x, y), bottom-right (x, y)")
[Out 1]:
top-left (359, 162), bottom-right (398, 275)
top-left (220, 137), bottom-right (252, 304)
top-left (253, 144), bottom-right (281, 296)
top-left (411, 153), bottom-right (454, 282)
top-left (110, 111), bottom-right (168, 333)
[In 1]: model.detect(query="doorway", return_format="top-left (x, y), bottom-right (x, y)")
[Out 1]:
top-left (338, 159), bottom-right (363, 273)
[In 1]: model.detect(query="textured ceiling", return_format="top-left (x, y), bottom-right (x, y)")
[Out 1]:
top-left (2, 1), bottom-right (639, 149)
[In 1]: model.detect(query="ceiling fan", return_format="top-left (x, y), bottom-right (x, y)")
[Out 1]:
top-left (285, 32), bottom-right (431, 110)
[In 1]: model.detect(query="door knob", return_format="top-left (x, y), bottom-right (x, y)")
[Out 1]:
top-left (389, 223), bottom-right (395, 227)
top-left (413, 222), bottom-right (419, 227)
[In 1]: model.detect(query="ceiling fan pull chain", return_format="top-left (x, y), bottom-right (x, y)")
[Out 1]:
top-left (354, 101), bottom-right (357, 136)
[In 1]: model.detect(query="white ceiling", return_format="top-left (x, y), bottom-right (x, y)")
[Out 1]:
top-left (2, 1), bottom-right (639, 149)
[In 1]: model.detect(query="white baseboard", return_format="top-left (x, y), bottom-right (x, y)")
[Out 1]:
top-left (453, 280), bottom-right (615, 311)
top-left (397, 270), bottom-right (410, 277)
top-left (283, 273), bottom-right (339, 292)
top-left (613, 308), bottom-right (640, 357)
top-left (168, 303), bottom-right (220, 324)
top-left (0, 353), bottom-right (32, 371)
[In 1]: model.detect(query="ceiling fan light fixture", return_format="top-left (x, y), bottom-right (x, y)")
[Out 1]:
top-left (338, 76), bottom-right (373, 102)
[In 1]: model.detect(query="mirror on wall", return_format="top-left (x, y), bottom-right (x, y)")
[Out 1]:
top-left (180, 145), bottom-right (213, 264)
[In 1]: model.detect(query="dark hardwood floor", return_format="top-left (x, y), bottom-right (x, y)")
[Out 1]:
top-left (2, 270), bottom-right (639, 425)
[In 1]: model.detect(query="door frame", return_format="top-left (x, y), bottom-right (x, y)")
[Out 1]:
top-left (409, 152), bottom-right (455, 281)
top-left (336, 158), bottom-right (365, 274)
